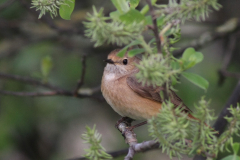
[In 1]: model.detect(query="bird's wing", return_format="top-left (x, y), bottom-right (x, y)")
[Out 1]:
top-left (126, 75), bottom-right (192, 113)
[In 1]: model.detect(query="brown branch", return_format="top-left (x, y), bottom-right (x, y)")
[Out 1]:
top-left (68, 149), bottom-right (129, 160)
top-left (146, 0), bottom-right (161, 53)
top-left (218, 34), bottom-right (239, 84)
top-left (74, 55), bottom-right (87, 95)
top-left (117, 123), bottom-right (159, 160)
top-left (0, 72), bottom-right (103, 100)
top-left (0, 90), bottom-right (103, 100)
top-left (173, 18), bottom-right (240, 57)
top-left (0, 72), bottom-right (63, 91)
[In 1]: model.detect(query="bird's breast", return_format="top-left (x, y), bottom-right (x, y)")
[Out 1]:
top-left (101, 73), bottom-right (161, 120)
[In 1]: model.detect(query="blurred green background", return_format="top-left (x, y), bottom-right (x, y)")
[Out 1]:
top-left (0, 0), bottom-right (240, 160)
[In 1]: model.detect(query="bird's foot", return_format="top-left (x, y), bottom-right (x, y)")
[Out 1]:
top-left (115, 117), bottom-right (134, 130)
top-left (120, 121), bottom-right (148, 138)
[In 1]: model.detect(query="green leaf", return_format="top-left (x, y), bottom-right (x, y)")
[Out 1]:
top-left (110, 10), bottom-right (121, 20)
top-left (220, 155), bottom-right (240, 160)
top-left (41, 56), bottom-right (53, 79)
top-left (59, 0), bottom-right (75, 20)
top-left (111, 0), bottom-right (130, 13)
top-left (119, 9), bottom-right (145, 24)
top-left (117, 40), bottom-right (141, 57)
top-left (181, 47), bottom-right (204, 69)
top-left (232, 143), bottom-right (240, 155)
top-left (128, 48), bottom-right (145, 57)
top-left (128, 0), bottom-right (140, 8)
top-left (182, 72), bottom-right (209, 91)
top-left (145, 15), bottom-right (152, 25)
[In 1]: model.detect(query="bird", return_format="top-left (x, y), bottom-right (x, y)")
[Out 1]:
top-left (101, 49), bottom-right (197, 130)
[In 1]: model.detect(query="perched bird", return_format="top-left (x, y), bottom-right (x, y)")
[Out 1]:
top-left (101, 49), bottom-right (196, 129)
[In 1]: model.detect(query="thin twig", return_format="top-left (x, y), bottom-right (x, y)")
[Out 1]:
top-left (0, 90), bottom-right (103, 100)
top-left (74, 55), bottom-right (87, 95)
top-left (146, 0), bottom-right (161, 53)
top-left (117, 123), bottom-right (160, 160)
top-left (173, 19), bottom-right (240, 57)
top-left (68, 149), bottom-right (129, 160)
top-left (0, 72), bottom-right (63, 91)
top-left (218, 35), bottom-right (238, 84)
top-left (221, 35), bottom-right (237, 70)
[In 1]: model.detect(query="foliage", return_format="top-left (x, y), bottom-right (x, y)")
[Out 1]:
top-left (82, 125), bottom-right (112, 160)
top-left (31, 0), bottom-right (75, 19)
top-left (148, 99), bottom-right (240, 159)
top-left (31, 0), bottom-right (240, 159)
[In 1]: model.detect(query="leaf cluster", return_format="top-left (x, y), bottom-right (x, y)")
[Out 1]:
top-left (148, 98), bottom-right (240, 159)
top-left (82, 125), bottom-right (112, 160)
top-left (31, 0), bottom-right (74, 19)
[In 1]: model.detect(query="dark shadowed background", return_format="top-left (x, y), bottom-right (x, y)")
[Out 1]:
top-left (0, 0), bottom-right (240, 160)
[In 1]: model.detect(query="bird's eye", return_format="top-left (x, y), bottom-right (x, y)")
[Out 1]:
top-left (123, 59), bottom-right (128, 65)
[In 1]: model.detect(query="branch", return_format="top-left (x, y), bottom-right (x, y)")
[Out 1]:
top-left (193, 80), bottom-right (240, 160)
top-left (0, 72), bottom-right (63, 91)
top-left (117, 123), bottom-right (159, 160)
top-left (74, 55), bottom-right (87, 95)
top-left (218, 34), bottom-right (239, 84)
top-left (68, 149), bottom-right (129, 160)
top-left (146, 0), bottom-right (161, 53)
top-left (0, 72), bottom-right (103, 100)
top-left (0, 90), bottom-right (103, 100)
top-left (173, 18), bottom-right (240, 57)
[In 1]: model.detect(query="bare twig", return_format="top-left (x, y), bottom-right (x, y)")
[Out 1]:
top-left (0, 90), bottom-right (103, 100)
top-left (146, 0), bottom-right (161, 53)
top-left (218, 35), bottom-right (239, 84)
top-left (174, 18), bottom-right (240, 57)
top-left (74, 55), bottom-right (87, 95)
top-left (221, 35), bottom-right (237, 70)
top-left (0, 72), bottom-right (63, 91)
top-left (117, 123), bottom-right (159, 160)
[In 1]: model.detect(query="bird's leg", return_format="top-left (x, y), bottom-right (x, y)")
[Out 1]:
top-left (127, 121), bottom-right (148, 131)
top-left (115, 117), bottom-right (134, 129)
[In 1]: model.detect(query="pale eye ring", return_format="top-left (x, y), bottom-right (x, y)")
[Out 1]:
top-left (123, 59), bottom-right (128, 65)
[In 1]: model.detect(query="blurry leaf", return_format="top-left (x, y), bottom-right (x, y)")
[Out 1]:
top-left (59, 0), bottom-right (75, 20)
top-left (181, 47), bottom-right (204, 69)
top-left (140, 5), bottom-right (149, 15)
top-left (111, 0), bottom-right (130, 13)
top-left (157, 16), bottom-right (165, 26)
top-left (128, 48), bottom-right (145, 57)
top-left (232, 143), bottom-right (240, 155)
top-left (128, 0), bottom-right (140, 8)
top-left (41, 56), bottom-right (53, 80)
top-left (220, 155), bottom-right (240, 160)
top-left (117, 40), bottom-right (141, 57)
top-left (145, 15), bottom-right (152, 25)
top-left (110, 10), bottom-right (121, 20)
top-left (182, 72), bottom-right (209, 91)
top-left (171, 61), bottom-right (180, 70)
top-left (171, 76), bottom-right (177, 86)
top-left (119, 9), bottom-right (145, 24)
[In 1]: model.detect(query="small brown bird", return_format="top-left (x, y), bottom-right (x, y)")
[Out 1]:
top-left (101, 49), bottom-right (196, 129)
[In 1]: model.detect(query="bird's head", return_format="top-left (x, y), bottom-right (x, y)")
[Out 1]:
top-left (104, 49), bottom-right (140, 76)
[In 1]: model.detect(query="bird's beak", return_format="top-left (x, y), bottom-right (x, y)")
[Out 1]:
top-left (104, 59), bottom-right (115, 64)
